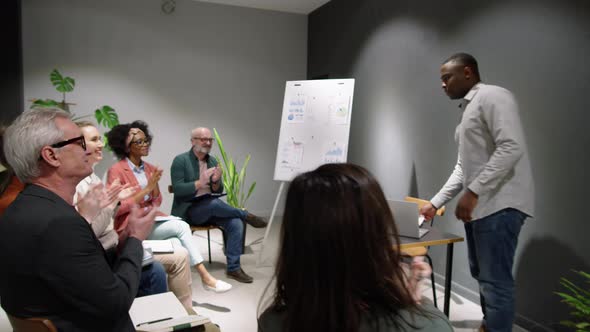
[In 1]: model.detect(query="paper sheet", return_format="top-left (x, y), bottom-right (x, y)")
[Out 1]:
top-left (143, 240), bottom-right (174, 253)
top-left (154, 215), bottom-right (182, 222)
top-left (418, 215), bottom-right (425, 227)
top-left (130, 292), bottom-right (210, 332)
top-left (129, 292), bottom-right (187, 326)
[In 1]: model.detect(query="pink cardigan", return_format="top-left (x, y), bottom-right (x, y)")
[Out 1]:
top-left (106, 159), bottom-right (165, 241)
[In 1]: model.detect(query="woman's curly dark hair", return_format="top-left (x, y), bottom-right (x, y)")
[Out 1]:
top-left (106, 120), bottom-right (153, 160)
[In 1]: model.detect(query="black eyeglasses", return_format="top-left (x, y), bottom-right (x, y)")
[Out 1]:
top-left (50, 135), bottom-right (86, 151)
top-left (131, 139), bottom-right (151, 146)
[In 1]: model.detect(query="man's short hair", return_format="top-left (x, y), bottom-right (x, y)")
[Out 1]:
top-left (444, 52), bottom-right (480, 79)
top-left (3, 108), bottom-right (71, 183)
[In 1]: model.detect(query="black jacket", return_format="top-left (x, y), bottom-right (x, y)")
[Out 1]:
top-left (0, 184), bottom-right (143, 331)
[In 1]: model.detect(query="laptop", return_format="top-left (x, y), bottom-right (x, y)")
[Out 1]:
top-left (387, 200), bottom-right (429, 239)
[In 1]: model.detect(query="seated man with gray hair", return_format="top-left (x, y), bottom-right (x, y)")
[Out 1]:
top-left (0, 108), bottom-right (157, 331)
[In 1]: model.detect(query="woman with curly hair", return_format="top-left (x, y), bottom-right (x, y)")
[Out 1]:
top-left (106, 120), bottom-right (231, 294)
top-left (257, 163), bottom-right (452, 332)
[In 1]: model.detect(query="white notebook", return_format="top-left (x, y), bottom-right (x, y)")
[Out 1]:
top-left (142, 248), bottom-right (154, 266)
top-left (154, 215), bottom-right (183, 222)
top-left (130, 292), bottom-right (210, 332)
top-left (142, 240), bottom-right (174, 254)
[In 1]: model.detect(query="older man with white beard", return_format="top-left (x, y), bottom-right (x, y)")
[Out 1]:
top-left (170, 127), bottom-right (267, 284)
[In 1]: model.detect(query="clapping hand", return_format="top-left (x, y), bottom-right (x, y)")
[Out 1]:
top-left (104, 179), bottom-right (139, 210)
top-left (199, 166), bottom-right (212, 187)
top-left (119, 184), bottom-right (139, 201)
top-left (76, 183), bottom-right (106, 223)
top-left (103, 179), bottom-right (123, 209)
top-left (210, 165), bottom-right (222, 183)
top-left (408, 256), bottom-right (432, 304)
top-left (127, 204), bottom-right (157, 241)
top-left (147, 167), bottom-right (163, 192)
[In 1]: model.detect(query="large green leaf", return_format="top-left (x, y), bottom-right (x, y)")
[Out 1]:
top-left (95, 105), bottom-right (119, 129)
top-left (31, 99), bottom-right (60, 109)
top-left (50, 69), bottom-right (75, 93)
top-left (238, 155), bottom-right (250, 204)
top-left (241, 182), bottom-right (256, 208)
top-left (213, 128), bottom-right (230, 169)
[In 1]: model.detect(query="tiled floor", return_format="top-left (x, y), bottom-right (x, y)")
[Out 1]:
top-left (0, 222), bottom-right (528, 331)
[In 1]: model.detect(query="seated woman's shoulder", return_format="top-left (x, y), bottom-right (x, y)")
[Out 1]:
top-left (258, 303), bottom-right (453, 332)
top-left (360, 303), bottom-right (453, 332)
top-left (258, 306), bottom-right (286, 332)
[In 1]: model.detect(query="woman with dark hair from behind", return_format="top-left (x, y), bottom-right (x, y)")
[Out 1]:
top-left (257, 163), bottom-right (452, 332)
top-left (0, 125), bottom-right (25, 216)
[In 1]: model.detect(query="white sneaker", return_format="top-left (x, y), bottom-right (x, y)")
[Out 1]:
top-left (202, 280), bottom-right (232, 293)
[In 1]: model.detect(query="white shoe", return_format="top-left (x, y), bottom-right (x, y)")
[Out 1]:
top-left (202, 280), bottom-right (232, 293)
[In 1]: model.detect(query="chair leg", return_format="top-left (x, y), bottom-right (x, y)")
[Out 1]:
top-left (221, 229), bottom-right (227, 253)
top-left (241, 221), bottom-right (247, 253)
top-left (207, 229), bottom-right (212, 264)
top-left (426, 254), bottom-right (437, 308)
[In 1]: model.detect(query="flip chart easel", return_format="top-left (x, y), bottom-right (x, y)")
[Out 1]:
top-left (257, 79), bottom-right (355, 267)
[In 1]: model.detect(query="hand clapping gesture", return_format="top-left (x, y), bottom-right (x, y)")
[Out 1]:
top-left (202, 165), bottom-right (221, 184)
top-left (407, 256), bottom-right (432, 304)
top-left (76, 179), bottom-right (141, 224)
top-left (127, 204), bottom-right (158, 241)
top-left (147, 167), bottom-right (163, 191)
top-left (76, 183), bottom-right (107, 223)
top-left (210, 165), bottom-right (222, 184)
top-left (146, 167), bottom-right (163, 198)
top-left (104, 179), bottom-right (139, 210)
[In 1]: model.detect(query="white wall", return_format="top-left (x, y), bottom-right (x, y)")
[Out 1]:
top-left (22, 0), bottom-right (307, 215)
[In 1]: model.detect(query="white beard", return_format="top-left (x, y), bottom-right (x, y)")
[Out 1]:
top-left (193, 145), bottom-right (210, 155)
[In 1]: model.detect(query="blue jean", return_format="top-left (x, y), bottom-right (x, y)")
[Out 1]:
top-left (137, 261), bottom-right (167, 297)
top-left (188, 197), bottom-right (246, 272)
top-left (464, 208), bottom-right (527, 332)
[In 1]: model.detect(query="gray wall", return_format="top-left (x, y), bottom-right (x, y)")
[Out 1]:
top-left (308, 0), bottom-right (590, 330)
top-left (21, 0), bottom-right (307, 215)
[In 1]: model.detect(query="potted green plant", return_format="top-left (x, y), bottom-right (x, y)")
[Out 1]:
top-left (555, 270), bottom-right (590, 331)
top-left (212, 128), bottom-right (256, 209)
top-left (30, 69), bottom-right (119, 130)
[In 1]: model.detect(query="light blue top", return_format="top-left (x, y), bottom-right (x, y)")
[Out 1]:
top-left (126, 158), bottom-right (149, 201)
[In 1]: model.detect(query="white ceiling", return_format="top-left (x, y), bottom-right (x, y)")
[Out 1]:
top-left (192, 0), bottom-right (330, 14)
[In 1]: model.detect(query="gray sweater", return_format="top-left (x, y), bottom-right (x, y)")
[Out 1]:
top-left (258, 303), bottom-right (453, 332)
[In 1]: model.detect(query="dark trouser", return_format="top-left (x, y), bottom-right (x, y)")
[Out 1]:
top-left (464, 208), bottom-right (527, 332)
top-left (187, 197), bottom-right (246, 272)
top-left (105, 247), bottom-right (167, 297)
top-left (137, 261), bottom-right (167, 297)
